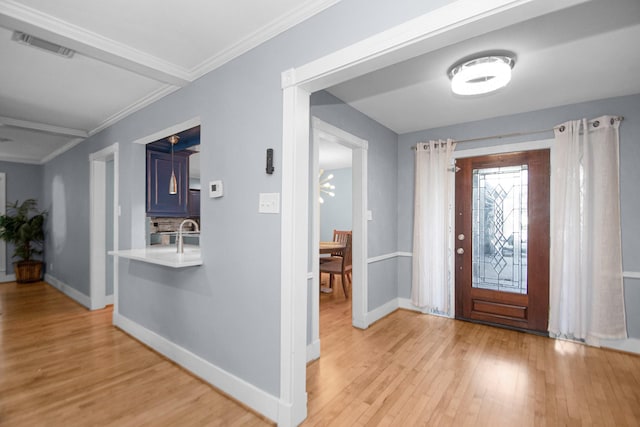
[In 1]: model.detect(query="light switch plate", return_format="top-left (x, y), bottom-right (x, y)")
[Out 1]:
top-left (259, 192), bottom-right (280, 213)
top-left (367, 210), bottom-right (373, 221)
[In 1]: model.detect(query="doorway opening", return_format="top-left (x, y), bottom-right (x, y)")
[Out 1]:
top-left (279, 3), bottom-right (565, 424)
top-left (89, 143), bottom-right (119, 311)
top-left (0, 173), bottom-right (8, 282)
top-left (309, 117), bottom-right (368, 362)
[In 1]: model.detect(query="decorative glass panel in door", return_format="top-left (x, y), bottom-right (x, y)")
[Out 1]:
top-left (472, 165), bottom-right (528, 294)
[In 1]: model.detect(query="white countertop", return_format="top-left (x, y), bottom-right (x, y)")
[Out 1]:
top-left (109, 245), bottom-right (202, 268)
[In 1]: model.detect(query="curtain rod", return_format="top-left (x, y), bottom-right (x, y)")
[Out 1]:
top-left (410, 116), bottom-right (624, 149)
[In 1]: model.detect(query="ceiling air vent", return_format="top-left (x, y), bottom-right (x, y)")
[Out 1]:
top-left (12, 31), bottom-right (75, 58)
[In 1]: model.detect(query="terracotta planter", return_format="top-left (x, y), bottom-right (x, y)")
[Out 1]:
top-left (14, 260), bottom-right (43, 283)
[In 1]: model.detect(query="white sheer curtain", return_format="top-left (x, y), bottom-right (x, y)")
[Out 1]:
top-left (549, 115), bottom-right (627, 344)
top-left (412, 139), bottom-right (456, 314)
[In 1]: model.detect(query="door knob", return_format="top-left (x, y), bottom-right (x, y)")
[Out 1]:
top-left (456, 248), bottom-right (464, 255)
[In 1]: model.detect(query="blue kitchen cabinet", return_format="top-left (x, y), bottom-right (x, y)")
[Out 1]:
top-left (188, 189), bottom-right (200, 218)
top-left (146, 149), bottom-right (190, 217)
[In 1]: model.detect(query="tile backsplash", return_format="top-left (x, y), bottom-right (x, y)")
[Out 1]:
top-left (149, 217), bottom-right (198, 233)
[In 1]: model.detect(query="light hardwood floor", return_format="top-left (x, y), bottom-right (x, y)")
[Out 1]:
top-left (306, 274), bottom-right (640, 426)
top-left (0, 281), bottom-right (272, 426)
top-left (2, 279), bottom-right (640, 426)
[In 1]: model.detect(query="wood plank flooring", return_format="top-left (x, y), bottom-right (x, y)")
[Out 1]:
top-left (0, 281), bottom-right (272, 426)
top-left (2, 279), bottom-right (640, 426)
top-left (305, 275), bottom-right (640, 426)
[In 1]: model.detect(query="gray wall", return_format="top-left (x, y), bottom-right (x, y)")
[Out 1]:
top-left (397, 93), bottom-right (640, 338)
top-left (43, 143), bottom-right (92, 294)
top-left (311, 90), bottom-right (399, 312)
top-left (40, 0), bottom-right (447, 400)
top-left (0, 161), bottom-right (43, 274)
top-left (320, 167), bottom-right (352, 242)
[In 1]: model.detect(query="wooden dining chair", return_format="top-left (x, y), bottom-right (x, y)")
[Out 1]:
top-left (320, 232), bottom-right (352, 297)
top-left (320, 230), bottom-right (352, 265)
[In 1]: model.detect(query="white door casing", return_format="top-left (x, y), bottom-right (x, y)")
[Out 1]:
top-left (310, 118), bottom-right (368, 362)
top-left (89, 143), bottom-right (119, 311)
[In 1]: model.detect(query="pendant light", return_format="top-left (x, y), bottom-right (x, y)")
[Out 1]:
top-left (168, 135), bottom-right (180, 194)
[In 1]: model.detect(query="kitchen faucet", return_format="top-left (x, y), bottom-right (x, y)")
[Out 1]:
top-left (177, 219), bottom-right (200, 254)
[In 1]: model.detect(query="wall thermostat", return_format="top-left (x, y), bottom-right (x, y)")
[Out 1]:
top-left (209, 180), bottom-right (223, 198)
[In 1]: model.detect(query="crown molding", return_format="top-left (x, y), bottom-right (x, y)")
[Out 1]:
top-left (39, 83), bottom-right (179, 164)
top-left (40, 137), bottom-right (85, 164)
top-left (0, 153), bottom-right (42, 165)
top-left (0, 115), bottom-right (88, 137)
top-left (89, 84), bottom-right (180, 137)
top-left (0, 0), bottom-right (191, 86)
top-left (189, 0), bottom-right (341, 79)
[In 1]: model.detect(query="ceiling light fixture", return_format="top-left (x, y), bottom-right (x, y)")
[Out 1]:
top-left (318, 169), bottom-right (335, 204)
top-left (12, 31), bottom-right (75, 58)
top-left (168, 135), bottom-right (180, 195)
top-left (449, 55), bottom-right (515, 96)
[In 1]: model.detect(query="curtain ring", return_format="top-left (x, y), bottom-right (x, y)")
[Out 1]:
top-left (593, 120), bottom-right (600, 128)
top-left (610, 118), bottom-right (615, 125)
top-left (423, 144), bottom-right (428, 150)
top-left (559, 125), bottom-right (565, 132)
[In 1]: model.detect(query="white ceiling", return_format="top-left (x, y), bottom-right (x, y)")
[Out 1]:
top-left (1, 1), bottom-right (639, 165)
top-left (319, 137), bottom-right (352, 170)
top-left (0, 0), bottom-right (339, 164)
top-left (328, 0), bottom-right (640, 134)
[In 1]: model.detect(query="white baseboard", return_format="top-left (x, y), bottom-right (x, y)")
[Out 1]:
top-left (601, 338), bottom-right (640, 355)
top-left (366, 298), bottom-right (400, 326)
top-left (0, 272), bottom-right (16, 283)
top-left (357, 296), bottom-right (449, 330)
top-left (113, 312), bottom-right (281, 424)
top-left (307, 339), bottom-right (320, 363)
top-left (398, 298), bottom-right (454, 318)
top-left (398, 298), bottom-right (426, 313)
top-left (45, 273), bottom-right (91, 309)
top-left (105, 294), bottom-right (114, 306)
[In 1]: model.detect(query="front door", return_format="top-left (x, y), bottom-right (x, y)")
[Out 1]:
top-left (455, 150), bottom-right (550, 333)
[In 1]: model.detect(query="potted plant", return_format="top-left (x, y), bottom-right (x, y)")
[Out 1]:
top-left (0, 199), bottom-right (47, 283)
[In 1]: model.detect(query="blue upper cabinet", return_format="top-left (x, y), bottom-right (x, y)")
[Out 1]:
top-left (146, 149), bottom-right (191, 217)
top-left (188, 189), bottom-right (201, 218)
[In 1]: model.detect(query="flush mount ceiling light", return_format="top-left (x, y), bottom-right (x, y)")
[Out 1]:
top-left (12, 31), bottom-right (75, 58)
top-left (449, 55), bottom-right (515, 96)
